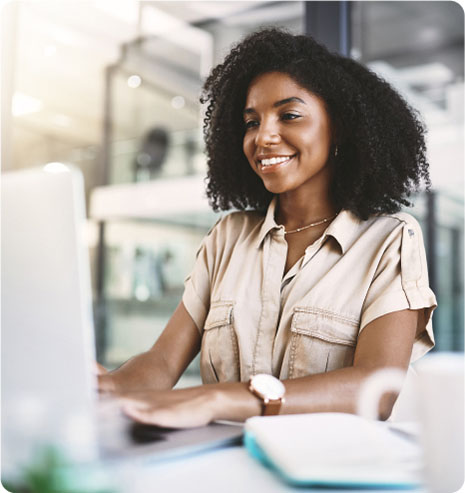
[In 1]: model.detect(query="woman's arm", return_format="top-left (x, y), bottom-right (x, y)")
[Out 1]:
top-left (98, 301), bottom-right (201, 393)
top-left (121, 308), bottom-right (419, 427)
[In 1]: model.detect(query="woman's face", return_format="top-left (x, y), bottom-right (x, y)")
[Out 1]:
top-left (243, 71), bottom-right (333, 197)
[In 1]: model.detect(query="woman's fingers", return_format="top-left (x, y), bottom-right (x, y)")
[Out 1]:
top-left (118, 392), bottom-right (154, 409)
top-left (93, 362), bottom-right (119, 394)
top-left (123, 403), bottom-right (209, 428)
top-left (122, 397), bottom-right (178, 427)
top-left (94, 361), bottom-right (109, 375)
top-left (123, 404), bottom-right (156, 424)
top-left (121, 389), bottom-right (214, 428)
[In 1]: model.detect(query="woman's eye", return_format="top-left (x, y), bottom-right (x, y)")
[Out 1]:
top-left (282, 113), bottom-right (301, 121)
top-left (244, 120), bottom-right (259, 129)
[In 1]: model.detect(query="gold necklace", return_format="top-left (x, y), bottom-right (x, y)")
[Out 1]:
top-left (284, 213), bottom-right (338, 235)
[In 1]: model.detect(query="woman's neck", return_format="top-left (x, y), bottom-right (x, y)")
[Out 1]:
top-left (276, 190), bottom-right (337, 231)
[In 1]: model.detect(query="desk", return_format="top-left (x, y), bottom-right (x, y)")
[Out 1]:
top-left (108, 445), bottom-right (422, 493)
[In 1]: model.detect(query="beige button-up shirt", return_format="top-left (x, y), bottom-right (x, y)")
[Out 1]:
top-left (183, 198), bottom-right (436, 384)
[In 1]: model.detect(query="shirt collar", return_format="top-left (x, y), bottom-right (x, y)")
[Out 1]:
top-left (256, 197), bottom-right (282, 247)
top-left (256, 197), bottom-right (362, 254)
top-left (322, 209), bottom-right (362, 254)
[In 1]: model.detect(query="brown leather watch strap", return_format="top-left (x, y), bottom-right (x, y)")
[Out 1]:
top-left (263, 398), bottom-right (284, 416)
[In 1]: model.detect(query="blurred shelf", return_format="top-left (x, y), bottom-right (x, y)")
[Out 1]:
top-left (89, 174), bottom-right (218, 230)
top-left (102, 292), bottom-right (183, 316)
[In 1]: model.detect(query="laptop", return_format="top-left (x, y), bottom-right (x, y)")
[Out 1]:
top-left (1, 166), bottom-right (242, 481)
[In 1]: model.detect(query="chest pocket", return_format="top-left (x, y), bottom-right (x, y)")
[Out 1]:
top-left (285, 307), bottom-right (359, 379)
top-left (200, 301), bottom-right (239, 384)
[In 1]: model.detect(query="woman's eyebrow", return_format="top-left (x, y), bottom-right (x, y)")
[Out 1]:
top-left (243, 96), bottom-right (306, 115)
top-left (273, 96), bottom-right (306, 107)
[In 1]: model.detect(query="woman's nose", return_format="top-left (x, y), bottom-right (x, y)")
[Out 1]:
top-left (255, 120), bottom-right (281, 147)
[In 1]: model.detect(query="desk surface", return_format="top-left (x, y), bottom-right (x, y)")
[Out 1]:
top-left (108, 445), bottom-right (421, 493)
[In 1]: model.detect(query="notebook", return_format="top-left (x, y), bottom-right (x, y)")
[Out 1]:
top-left (1, 166), bottom-right (242, 482)
top-left (244, 413), bottom-right (423, 489)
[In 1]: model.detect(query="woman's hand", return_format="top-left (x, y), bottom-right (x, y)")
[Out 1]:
top-left (119, 385), bottom-right (221, 429)
top-left (95, 362), bottom-right (118, 394)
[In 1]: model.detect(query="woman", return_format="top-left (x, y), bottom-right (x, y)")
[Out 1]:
top-left (98, 28), bottom-right (436, 427)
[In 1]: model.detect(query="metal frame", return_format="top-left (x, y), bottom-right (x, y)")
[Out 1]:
top-left (451, 226), bottom-right (464, 350)
top-left (305, 1), bottom-right (351, 55)
top-left (94, 64), bottom-right (114, 361)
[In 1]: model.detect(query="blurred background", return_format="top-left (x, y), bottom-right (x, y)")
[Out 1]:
top-left (2, 1), bottom-right (463, 385)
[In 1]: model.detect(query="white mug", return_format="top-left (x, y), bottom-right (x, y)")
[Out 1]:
top-left (357, 354), bottom-right (464, 493)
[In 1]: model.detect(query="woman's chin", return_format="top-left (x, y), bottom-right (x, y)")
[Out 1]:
top-left (262, 180), bottom-right (291, 195)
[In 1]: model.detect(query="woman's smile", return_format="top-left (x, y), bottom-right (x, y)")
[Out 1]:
top-left (257, 153), bottom-right (297, 173)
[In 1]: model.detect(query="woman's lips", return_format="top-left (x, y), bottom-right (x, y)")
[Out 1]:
top-left (258, 154), bottom-right (296, 173)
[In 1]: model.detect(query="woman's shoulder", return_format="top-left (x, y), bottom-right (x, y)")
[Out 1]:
top-left (371, 211), bottom-right (424, 235)
top-left (359, 211), bottom-right (426, 252)
top-left (334, 209), bottom-right (425, 254)
top-left (209, 209), bottom-right (266, 234)
top-left (339, 209), bottom-right (422, 233)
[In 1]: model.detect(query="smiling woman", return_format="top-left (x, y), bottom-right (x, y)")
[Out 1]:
top-left (98, 28), bottom-right (437, 427)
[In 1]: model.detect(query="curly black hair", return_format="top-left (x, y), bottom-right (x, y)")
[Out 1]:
top-left (200, 28), bottom-right (431, 220)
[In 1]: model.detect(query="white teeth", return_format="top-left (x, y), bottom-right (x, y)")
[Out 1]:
top-left (260, 156), bottom-right (293, 166)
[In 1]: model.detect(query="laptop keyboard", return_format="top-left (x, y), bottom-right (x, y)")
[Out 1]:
top-left (129, 422), bottom-right (181, 444)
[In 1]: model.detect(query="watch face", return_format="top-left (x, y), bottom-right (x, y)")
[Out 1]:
top-left (252, 374), bottom-right (285, 400)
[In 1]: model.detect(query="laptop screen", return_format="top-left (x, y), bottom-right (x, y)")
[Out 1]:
top-left (1, 167), bottom-right (99, 476)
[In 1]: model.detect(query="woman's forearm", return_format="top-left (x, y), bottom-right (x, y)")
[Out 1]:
top-left (120, 365), bottom-right (400, 428)
top-left (99, 349), bottom-right (176, 393)
top-left (212, 366), bottom-right (398, 422)
top-left (113, 349), bottom-right (178, 391)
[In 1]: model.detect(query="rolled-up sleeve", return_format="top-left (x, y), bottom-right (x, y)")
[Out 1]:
top-left (360, 216), bottom-right (436, 362)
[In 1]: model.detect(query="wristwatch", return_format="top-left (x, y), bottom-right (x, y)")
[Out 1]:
top-left (248, 374), bottom-right (286, 416)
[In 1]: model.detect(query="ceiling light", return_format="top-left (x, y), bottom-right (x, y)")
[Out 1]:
top-left (171, 96), bottom-right (185, 109)
top-left (43, 162), bottom-right (70, 173)
top-left (135, 285), bottom-right (150, 302)
top-left (12, 92), bottom-right (43, 117)
top-left (127, 75), bottom-right (142, 88)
